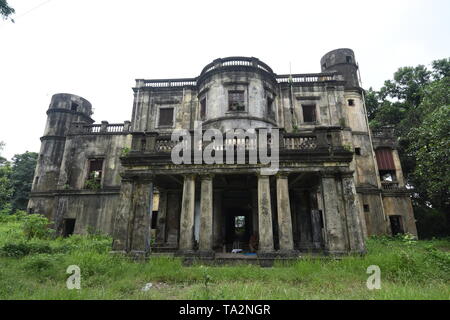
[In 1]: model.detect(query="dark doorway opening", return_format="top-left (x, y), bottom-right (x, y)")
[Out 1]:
top-left (63, 219), bottom-right (76, 237)
top-left (389, 215), bottom-right (404, 235)
top-left (225, 208), bottom-right (252, 252)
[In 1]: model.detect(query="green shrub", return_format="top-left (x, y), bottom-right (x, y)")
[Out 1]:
top-left (1, 241), bottom-right (52, 257)
top-left (22, 213), bottom-right (53, 240)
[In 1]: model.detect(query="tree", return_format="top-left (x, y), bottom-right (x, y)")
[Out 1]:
top-left (368, 59), bottom-right (450, 237)
top-left (0, 142), bottom-right (13, 213)
top-left (10, 152), bottom-right (38, 212)
top-left (0, 0), bottom-right (15, 22)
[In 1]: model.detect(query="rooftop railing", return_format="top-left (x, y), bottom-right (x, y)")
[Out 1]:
top-left (200, 57), bottom-right (274, 76)
top-left (276, 73), bottom-right (338, 84)
top-left (70, 121), bottom-right (131, 135)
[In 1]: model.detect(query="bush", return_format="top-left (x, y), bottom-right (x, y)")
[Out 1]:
top-left (22, 213), bottom-right (53, 240)
top-left (1, 242), bottom-right (52, 257)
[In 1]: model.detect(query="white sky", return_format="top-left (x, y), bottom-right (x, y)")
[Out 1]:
top-left (0, 0), bottom-right (449, 160)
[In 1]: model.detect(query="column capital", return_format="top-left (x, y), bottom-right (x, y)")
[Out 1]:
top-left (182, 173), bottom-right (196, 180)
top-left (275, 171), bottom-right (289, 179)
top-left (256, 172), bottom-right (271, 179)
top-left (199, 174), bottom-right (214, 181)
top-left (320, 170), bottom-right (339, 179)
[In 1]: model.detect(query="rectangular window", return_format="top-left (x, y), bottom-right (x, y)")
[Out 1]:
top-left (363, 204), bottom-right (370, 212)
top-left (71, 102), bottom-right (78, 111)
top-left (267, 97), bottom-right (274, 117)
top-left (348, 99), bottom-right (355, 106)
top-left (355, 147), bottom-right (361, 155)
top-left (86, 158), bottom-right (103, 189)
top-left (302, 104), bottom-right (316, 123)
top-left (346, 56), bottom-right (352, 63)
top-left (158, 108), bottom-right (174, 127)
top-left (228, 90), bottom-right (245, 111)
top-left (200, 98), bottom-right (206, 120)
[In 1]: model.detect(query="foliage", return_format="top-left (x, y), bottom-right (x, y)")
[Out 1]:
top-left (368, 58), bottom-right (450, 237)
top-left (121, 147), bottom-right (130, 157)
top-left (21, 212), bottom-right (54, 240)
top-left (0, 0), bottom-right (14, 22)
top-left (0, 217), bottom-right (448, 299)
top-left (0, 142), bottom-right (13, 213)
top-left (85, 173), bottom-right (102, 190)
top-left (9, 152), bottom-right (38, 212)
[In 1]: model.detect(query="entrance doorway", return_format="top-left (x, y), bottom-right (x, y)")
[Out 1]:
top-left (225, 208), bottom-right (252, 252)
top-left (63, 219), bottom-right (76, 237)
top-left (389, 215), bottom-right (404, 235)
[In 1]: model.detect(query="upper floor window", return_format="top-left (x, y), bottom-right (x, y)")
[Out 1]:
top-left (228, 90), bottom-right (245, 111)
top-left (158, 107), bottom-right (174, 127)
top-left (267, 96), bottom-right (274, 118)
top-left (375, 148), bottom-right (397, 181)
top-left (200, 98), bottom-right (207, 120)
top-left (302, 104), bottom-right (316, 123)
top-left (71, 102), bottom-right (78, 111)
top-left (348, 99), bottom-right (355, 106)
top-left (346, 56), bottom-right (353, 63)
top-left (86, 158), bottom-right (103, 189)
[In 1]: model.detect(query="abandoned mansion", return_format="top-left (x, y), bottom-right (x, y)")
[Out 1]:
top-left (28, 49), bottom-right (417, 259)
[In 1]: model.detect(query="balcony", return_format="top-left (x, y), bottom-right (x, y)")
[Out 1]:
top-left (122, 127), bottom-right (353, 166)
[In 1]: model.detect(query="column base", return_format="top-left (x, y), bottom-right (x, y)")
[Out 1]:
top-left (257, 251), bottom-right (278, 259)
top-left (197, 250), bottom-right (216, 259)
top-left (175, 249), bottom-right (197, 257)
top-left (277, 249), bottom-right (300, 258)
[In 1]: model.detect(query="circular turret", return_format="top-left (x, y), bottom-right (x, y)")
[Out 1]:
top-left (320, 48), bottom-right (360, 90)
top-left (197, 57), bottom-right (278, 132)
top-left (44, 93), bottom-right (94, 137)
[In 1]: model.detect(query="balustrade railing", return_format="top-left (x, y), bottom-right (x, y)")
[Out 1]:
top-left (276, 73), bottom-right (337, 84)
top-left (133, 129), bottom-right (342, 154)
top-left (381, 181), bottom-right (400, 190)
top-left (70, 122), bottom-right (130, 135)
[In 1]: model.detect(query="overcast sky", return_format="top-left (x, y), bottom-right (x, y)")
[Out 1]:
top-left (0, 0), bottom-right (449, 160)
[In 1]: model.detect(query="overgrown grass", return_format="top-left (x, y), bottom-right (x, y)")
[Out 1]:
top-left (0, 214), bottom-right (449, 300)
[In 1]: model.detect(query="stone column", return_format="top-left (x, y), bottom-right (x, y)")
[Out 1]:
top-left (129, 176), bottom-right (154, 258)
top-left (199, 175), bottom-right (214, 257)
top-left (178, 174), bottom-right (196, 254)
top-left (111, 175), bottom-right (153, 258)
top-left (276, 173), bottom-right (296, 254)
top-left (112, 178), bottom-right (134, 253)
top-left (156, 189), bottom-right (168, 244)
top-left (341, 173), bottom-right (366, 254)
top-left (257, 174), bottom-right (275, 255)
top-left (321, 172), bottom-right (348, 255)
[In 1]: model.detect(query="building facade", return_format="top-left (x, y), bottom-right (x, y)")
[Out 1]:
top-left (28, 49), bottom-right (417, 258)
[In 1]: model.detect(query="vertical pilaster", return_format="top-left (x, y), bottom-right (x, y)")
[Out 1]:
top-left (257, 174), bottom-right (275, 255)
top-left (112, 178), bottom-right (134, 252)
top-left (129, 176), bottom-right (153, 257)
top-left (321, 172), bottom-right (348, 254)
top-left (178, 174), bottom-right (196, 253)
top-left (156, 189), bottom-right (168, 244)
top-left (341, 173), bottom-right (366, 254)
top-left (111, 175), bottom-right (153, 258)
top-left (276, 173), bottom-right (295, 254)
top-left (199, 175), bottom-right (214, 256)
